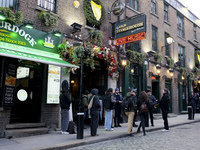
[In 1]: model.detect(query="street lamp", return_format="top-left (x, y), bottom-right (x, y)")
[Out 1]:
top-left (156, 64), bottom-right (161, 74)
top-left (121, 57), bottom-right (127, 67)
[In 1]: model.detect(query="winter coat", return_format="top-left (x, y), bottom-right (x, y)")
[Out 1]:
top-left (188, 95), bottom-right (197, 107)
top-left (137, 97), bottom-right (150, 113)
top-left (122, 92), bottom-right (137, 112)
top-left (60, 80), bottom-right (71, 109)
top-left (104, 92), bottom-right (114, 110)
top-left (158, 93), bottom-right (170, 113)
top-left (148, 94), bottom-right (157, 107)
top-left (114, 93), bottom-right (123, 108)
top-left (82, 94), bottom-right (88, 111)
top-left (88, 88), bottom-right (101, 111)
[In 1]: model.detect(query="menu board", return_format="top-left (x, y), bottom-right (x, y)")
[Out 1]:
top-left (47, 65), bottom-right (61, 104)
top-left (2, 59), bottom-right (17, 106)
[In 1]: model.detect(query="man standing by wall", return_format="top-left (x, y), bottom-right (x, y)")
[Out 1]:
top-left (114, 88), bottom-right (123, 127)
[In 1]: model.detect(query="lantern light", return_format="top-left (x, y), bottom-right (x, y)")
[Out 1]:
top-left (74, 0), bottom-right (80, 8)
top-left (156, 64), bottom-right (161, 74)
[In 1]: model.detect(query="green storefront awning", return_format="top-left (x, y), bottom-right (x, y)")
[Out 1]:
top-left (0, 48), bottom-right (79, 68)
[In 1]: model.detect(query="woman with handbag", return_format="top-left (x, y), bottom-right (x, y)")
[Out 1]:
top-left (88, 88), bottom-right (101, 136)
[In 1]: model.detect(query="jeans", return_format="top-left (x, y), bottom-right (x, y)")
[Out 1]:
top-left (61, 109), bottom-right (69, 132)
top-left (104, 109), bottom-right (113, 130)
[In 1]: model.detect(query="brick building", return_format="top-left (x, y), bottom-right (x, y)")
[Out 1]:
top-left (0, 0), bottom-right (200, 138)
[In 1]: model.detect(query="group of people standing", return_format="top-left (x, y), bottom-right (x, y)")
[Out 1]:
top-left (59, 80), bottom-right (170, 137)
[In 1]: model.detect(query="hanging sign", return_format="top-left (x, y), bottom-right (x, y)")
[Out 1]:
top-left (115, 14), bottom-right (146, 45)
top-left (111, 0), bottom-right (125, 16)
top-left (91, 0), bottom-right (102, 21)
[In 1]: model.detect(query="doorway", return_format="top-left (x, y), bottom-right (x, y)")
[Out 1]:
top-left (152, 80), bottom-right (160, 113)
top-left (10, 65), bottom-right (43, 123)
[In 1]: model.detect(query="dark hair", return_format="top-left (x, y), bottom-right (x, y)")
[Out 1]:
top-left (107, 88), bottom-right (113, 93)
top-left (128, 88), bottom-right (132, 92)
top-left (139, 91), bottom-right (148, 102)
top-left (164, 88), bottom-right (169, 94)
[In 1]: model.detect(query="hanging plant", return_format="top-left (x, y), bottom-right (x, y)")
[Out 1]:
top-left (126, 50), bottom-right (145, 65)
top-left (57, 40), bottom-right (71, 58)
top-left (89, 29), bottom-right (104, 47)
top-left (165, 56), bottom-right (174, 68)
top-left (179, 67), bottom-right (188, 79)
top-left (0, 7), bottom-right (23, 24)
top-left (38, 11), bottom-right (58, 28)
top-left (188, 72), bottom-right (195, 81)
top-left (153, 53), bottom-right (162, 64)
top-left (193, 67), bottom-right (200, 76)
top-left (83, 0), bottom-right (106, 26)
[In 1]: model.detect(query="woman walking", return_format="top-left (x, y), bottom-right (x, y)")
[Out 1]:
top-left (137, 91), bottom-right (150, 136)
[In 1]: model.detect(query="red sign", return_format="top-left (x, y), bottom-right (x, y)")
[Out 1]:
top-left (115, 32), bottom-right (146, 46)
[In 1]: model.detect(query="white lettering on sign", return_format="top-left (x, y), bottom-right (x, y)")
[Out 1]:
top-left (0, 21), bottom-right (36, 47)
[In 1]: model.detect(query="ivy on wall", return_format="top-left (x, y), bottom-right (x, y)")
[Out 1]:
top-left (38, 11), bottom-right (58, 28)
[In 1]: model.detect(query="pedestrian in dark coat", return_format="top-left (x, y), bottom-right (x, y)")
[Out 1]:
top-left (114, 88), bottom-right (123, 127)
top-left (146, 90), bottom-right (157, 126)
top-left (188, 91), bottom-right (198, 119)
top-left (60, 80), bottom-right (72, 134)
top-left (157, 88), bottom-right (170, 131)
top-left (137, 91), bottom-right (150, 136)
top-left (88, 88), bottom-right (101, 136)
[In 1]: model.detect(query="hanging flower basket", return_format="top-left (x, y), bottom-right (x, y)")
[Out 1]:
top-left (38, 11), bottom-right (58, 28)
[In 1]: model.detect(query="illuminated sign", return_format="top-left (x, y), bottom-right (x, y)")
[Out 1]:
top-left (115, 15), bottom-right (146, 45)
top-left (43, 37), bottom-right (55, 48)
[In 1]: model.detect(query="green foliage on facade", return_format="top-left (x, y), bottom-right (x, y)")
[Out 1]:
top-left (83, 0), bottom-right (105, 26)
top-left (126, 50), bottom-right (145, 65)
top-left (166, 56), bottom-right (174, 68)
top-left (153, 53), bottom-right (162, 64)
top-left (38, 11), bottom-right (58, 28)
top-left (89, 29), bottom-right (104, 47)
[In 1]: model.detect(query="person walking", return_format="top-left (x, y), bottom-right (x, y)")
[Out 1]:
top-left (60, 80), bottom-right (72, 134)
top-left (104, 88), bottom-right (115, 131)
top-left (146, 90), bottom-right (157, 126)
top-left (157, 88), bottom-right (170, 132)
top-left (114, 88), bottom-right (123, 127)
top-left (137, 91), bottom-right (150, 136)
top-left (88, 88), bottom-right (101, 136)
top-left (188, 91), bottom-right (198, 119)
top-left (122, 88), bottom-right (137, 136)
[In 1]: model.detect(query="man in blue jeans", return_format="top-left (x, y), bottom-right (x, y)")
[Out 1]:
top-left (60, 80), bottom-right (72, 134)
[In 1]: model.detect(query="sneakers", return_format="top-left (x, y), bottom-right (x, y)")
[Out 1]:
top-left (105, 128), bottom-right (114, 131)
top-left (61, 131), bottom-right (69, 134)
top-left (161, 129), bottom-right (169, 132)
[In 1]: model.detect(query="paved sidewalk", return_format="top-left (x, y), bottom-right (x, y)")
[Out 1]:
top-left (0, 114), bottom-right (199, 150)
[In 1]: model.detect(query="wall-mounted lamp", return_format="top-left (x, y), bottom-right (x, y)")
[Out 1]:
top-left (0, 12), bottom-right (6, 20)
top-left (71, 22), bottom-right (82, 33)
top-left (121, 57), bottom-right (127, 67)
top-left (131, 68), bottom-right (134, 74)
top-left (156, 64), bottom-right (161, 74)
top-left (71, 80), bottom-right (75, 84)
top-left (166, 36), bottom-right (173, 45)
top-left (74, 0), bottom-right (80, 8)
top-left (169, 68), bottom-right (174, 77)
top-left (182, 75), bottom-right (185, 80)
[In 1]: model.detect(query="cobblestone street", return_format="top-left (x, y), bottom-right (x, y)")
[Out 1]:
top-left (68, 122), bottom-right (200, 150)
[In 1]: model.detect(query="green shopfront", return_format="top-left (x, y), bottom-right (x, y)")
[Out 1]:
top-left (0, 21), bottom-right (76, 137)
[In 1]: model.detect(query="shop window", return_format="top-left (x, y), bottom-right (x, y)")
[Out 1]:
top-left (37, 0), bottom-right (56, 13)
top-left (0, 0), bottom-right (19, 10)
top-left (177, 13), bottom-right (184, 38)
top-left (125, 41), bottom-right (141, 52)
top-left (194, 25), bottom-right (197, 40)
top-left (178, 45), bottom-right (185, 67)
top-left (152, 25), bottom-right (158, 52)
top-left (165, 32), bottom-right (170, 56)
top-left (164, 3), bottom-right (169, 22)
top-left (151, 0), bottom-right (157, 15)
top-left (125, 0), bottom-right (139, 11)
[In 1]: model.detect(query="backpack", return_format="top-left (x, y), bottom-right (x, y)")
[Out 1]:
top-left (123, 96), bottom-right (133, 111)
top-left (140, 102), bottom-right (148, 112)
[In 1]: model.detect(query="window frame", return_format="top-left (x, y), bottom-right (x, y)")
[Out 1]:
top-left (165, 32), bottom-right (170, 56)
top-left (151, 0), bottom-right (157, 14)
top-left (125, 41), bottom-right (141, 52)
top-left (178, 44), bottom-right (185, 67)
top-left (37, 0), bottom-right (57, 13)
top-left (164, 3), bottom-right (169, 22)
top-left (125, 0), bottom-right (139, 11)
top-left (177, 13), bottom-right (184, 38)
top-left (152, 25), bottom-right (158, 52)
top-left (194, 25), bottom-right (197, 40)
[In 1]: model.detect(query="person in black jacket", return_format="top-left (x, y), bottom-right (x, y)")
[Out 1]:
top-left (146, 90), bottom-right (157, 126)
top-left (60, 80), bottom-right (72, 134)
top-left (188, 91), bottom-right (198, 119)
top-left (157, 88), bottom-right (170, 132)
top-left (88, 88), bottom-right (101, 136)
top-left (104, 88), bottom-right (115, 131)
top-left (137, 91), bottom-right (150, 136)
top-left (114, 88), bottom-right (123, 127)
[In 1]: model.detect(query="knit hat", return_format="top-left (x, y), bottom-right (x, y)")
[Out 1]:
top-left (83, 90), bottom-right (89, 95)
top-left (115, 88), bottom-right (119, 92)
top-left (132, 88), bottom-right (137, 93)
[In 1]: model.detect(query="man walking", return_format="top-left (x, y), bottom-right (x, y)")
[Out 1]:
top-left (122, 88), bottom-right (137, 136)
top-left (146, 90), bottom-right (157, 126)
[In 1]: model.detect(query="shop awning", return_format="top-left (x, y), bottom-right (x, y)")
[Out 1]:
top-left (0, 48), bottom-right (79, 68)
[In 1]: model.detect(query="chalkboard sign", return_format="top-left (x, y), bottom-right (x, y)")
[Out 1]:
top-left (2, 59), bottom-right (17, 107)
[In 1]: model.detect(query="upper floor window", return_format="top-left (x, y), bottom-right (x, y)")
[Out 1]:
top-left (37, 0), bottom-right (56, 13)
top-left (152, 25), bottom-right (158, 52)
top-left (0, 0), bottom-right (18, 10)
top-left (125, 0), bottom-right (139, 11)
top-left (164, 3), bottom-right (169, 22)
top-left (125, 41), bottom-right (141, 52)
top-left (178, 45), bottom-right (185, 67)
top-left (165, 32), bottom-right (170, 56)
top-left (151, 0), bottom-right (157, 14)
top-left (177, 13), bottom-right (184, 38)
top-left (194, 25), bottom-right (197, 40)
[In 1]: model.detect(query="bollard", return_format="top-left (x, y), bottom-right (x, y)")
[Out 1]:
top-left (188, 106), bottom-right (193, 120)
top-left (77, 112), bottom-right (84, 139)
